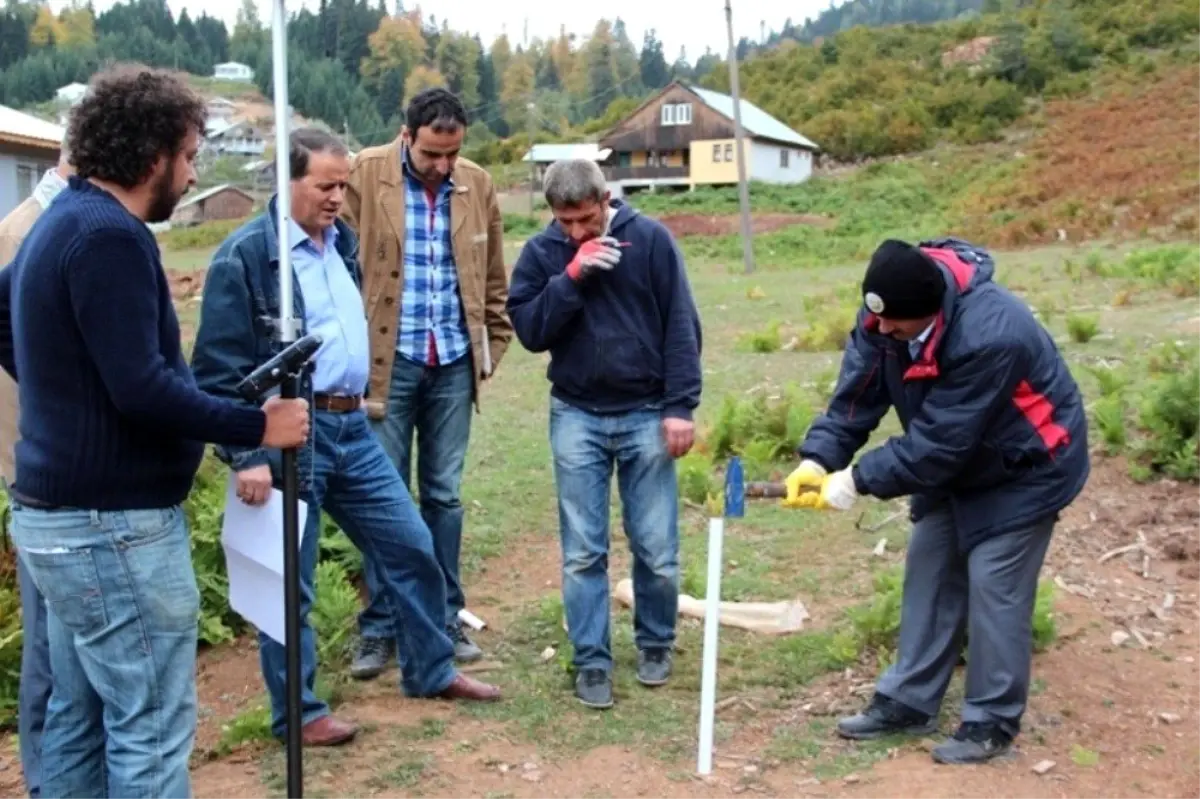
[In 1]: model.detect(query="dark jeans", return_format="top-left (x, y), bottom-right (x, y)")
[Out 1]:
top-left (548, 397), bottom-right (680, 672)
top-left (17, 549), bottom-right (51, 798)
top-left (257, 409), bottom-right (457, 736)
top-left (360, 355), bottom-right (473, 636)
top-left (875, 506), bottom-right (1056, 737)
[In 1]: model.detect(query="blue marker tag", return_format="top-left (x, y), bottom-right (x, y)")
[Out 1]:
top-left (724, 456), bottom-right (745, 518)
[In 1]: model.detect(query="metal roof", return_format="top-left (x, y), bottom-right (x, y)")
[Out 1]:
top-left (175, 183), bottom-right (253, 209)
top-left (0, 105), bottom-right (65, 147)
top-left (522, 143), bottom-right (612, 163)
top-left (688, 86), bottom-right (819, 151)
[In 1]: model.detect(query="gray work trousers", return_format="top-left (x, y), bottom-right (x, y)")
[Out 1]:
top-left (876, 506), bottom-right (1055, 738)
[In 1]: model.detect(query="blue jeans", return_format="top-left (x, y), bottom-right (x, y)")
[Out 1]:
top-left (17, 553), bottom-right (51, 798)
top-left (257, 408), bottom-right (457, 736)
top-left (361, 355), bottom-right (473, 636)
top-left (10, 503), bottom-right (199, 799)
top-left (548, 397), bottom-right (680, 672)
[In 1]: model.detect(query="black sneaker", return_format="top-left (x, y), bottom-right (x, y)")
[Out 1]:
top-left (836, 693), bottom-right (938, 740)
top-left (449, 623), bottom-right (484, 663)
top-left (574, 668), bottom-right (614, 709)
top-left (636, 648), bottom-right (672, 687)
top-left (350, 636), bottom-right (393, 680)
top-left (931, 722), bottom-right (1013, 764)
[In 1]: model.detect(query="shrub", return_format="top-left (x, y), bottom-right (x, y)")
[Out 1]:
top-left (738, 321), bottom-right (783, 353)
top-left (157, 218), bottom-right (246, 251)
top-left (825, 566), bottom-right (1057, 669)
top-left (1066, 313), bottom-right (1100, 343)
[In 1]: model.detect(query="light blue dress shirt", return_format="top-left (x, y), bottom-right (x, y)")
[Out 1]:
top-left (289, 220), bottom-right (370, 396)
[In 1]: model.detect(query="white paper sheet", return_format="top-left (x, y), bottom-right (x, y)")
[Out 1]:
top-left (220, 477), bottom-right (309, 646)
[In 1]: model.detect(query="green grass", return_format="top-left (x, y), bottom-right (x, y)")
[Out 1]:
top-left (144, 212), bottom-right (1199, 793)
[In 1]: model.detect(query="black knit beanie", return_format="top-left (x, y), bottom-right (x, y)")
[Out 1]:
top-left (861, 239), bottom-right (946, 320)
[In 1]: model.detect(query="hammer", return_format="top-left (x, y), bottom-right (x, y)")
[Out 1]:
top-left (744, 480), bottom-right (787, 499)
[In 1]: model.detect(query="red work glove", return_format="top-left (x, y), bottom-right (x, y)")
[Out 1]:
top-left (566, 236), bottom-right (622, 281)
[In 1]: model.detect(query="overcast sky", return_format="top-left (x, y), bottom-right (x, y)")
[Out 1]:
top-left (48, 0), bottom-right (838, 60)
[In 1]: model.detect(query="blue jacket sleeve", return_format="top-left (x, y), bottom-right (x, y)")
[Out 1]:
top-left (798, 320), bottom-right (891, 472)
top-left (0, 265), bottom-right (12, 380)
top-left (505, 238), bottom-right (585, 353)
top-left (853, 340), bottom-right (1025, 498)
top-left (68, 230), bottom-right (266, 446)
top-left (650, 225), bottom-right (702, 421)
top-left (189, 252), bottom-right (271, 472)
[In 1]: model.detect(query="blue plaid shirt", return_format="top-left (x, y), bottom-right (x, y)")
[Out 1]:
top-left (398, 147), bottom-right (470, 366)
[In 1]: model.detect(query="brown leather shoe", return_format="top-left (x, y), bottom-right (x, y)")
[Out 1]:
top-left (301, 715), bottom-right (359, 746)
top-left (438, 673), bottom-right (502, 702)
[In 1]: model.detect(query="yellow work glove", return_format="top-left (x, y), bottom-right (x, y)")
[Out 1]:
top-left (789, 467), bottom-right (859, 511)
top-left (782, 459), bottom-right (826, 508)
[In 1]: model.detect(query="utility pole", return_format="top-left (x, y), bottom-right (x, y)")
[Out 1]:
top-left (725, 0), bottom-right (755, 274)
top-left (527, 100), bottom-right (537, 217)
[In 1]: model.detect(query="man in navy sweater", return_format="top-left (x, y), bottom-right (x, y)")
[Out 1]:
top-left (506, 158), bottom-right (703, 709)
top-left (0, 65), bottom-right (310, 799)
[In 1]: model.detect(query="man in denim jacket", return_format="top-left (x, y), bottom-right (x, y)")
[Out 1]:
top-left (191, 128), bottom-right (501, 748)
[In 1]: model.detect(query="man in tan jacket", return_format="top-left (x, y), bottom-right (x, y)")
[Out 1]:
top-left (2, 143), bottom-right (71, 799)
top-left (341, 88), bottom-right (514, 675)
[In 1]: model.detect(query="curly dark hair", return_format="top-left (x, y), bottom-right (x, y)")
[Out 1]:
top-left (67, 64), bottom-right (207, 189)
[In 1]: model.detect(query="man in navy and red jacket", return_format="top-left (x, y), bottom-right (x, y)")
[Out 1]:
top-left (785, 237), bottom-right (1089, 765)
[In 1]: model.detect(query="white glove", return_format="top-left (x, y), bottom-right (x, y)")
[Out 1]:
top-left (822, 468), bottom-right (859, 511)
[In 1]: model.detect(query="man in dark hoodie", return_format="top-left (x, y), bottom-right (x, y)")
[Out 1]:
top-left (785, 237), bottom-right (1090, 765)
top-left (506, 158), bottom-right (702, 710)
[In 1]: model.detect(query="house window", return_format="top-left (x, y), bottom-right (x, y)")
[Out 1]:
top-left (724, 143), bottom-right (733, 162)
top-left (780, 149), bottom-right (790, 168)
top-left (660, 102), bottom-right (693, 126)
top-left (712, 143), bottom-right (721, 162)
top-left (15, 164), bottom-right (37, 202)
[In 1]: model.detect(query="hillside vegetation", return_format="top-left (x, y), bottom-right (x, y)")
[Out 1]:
top-left (0, 0), bottom-right (1195, 170)
top-left (705, 0), bottom-right (1200, 161)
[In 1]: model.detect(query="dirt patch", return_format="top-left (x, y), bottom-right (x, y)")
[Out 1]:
top-left (967, 64), bottom-right (1200, 246)
top-left (657, 212), bottom-right (831, 238)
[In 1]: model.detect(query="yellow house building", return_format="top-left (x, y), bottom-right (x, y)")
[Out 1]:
top-left (595, 81), bottom-right (820, 194)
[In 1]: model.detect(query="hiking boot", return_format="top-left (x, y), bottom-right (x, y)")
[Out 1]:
top-left (931, 722), bottom-right (1013, 764)
top-left (574, 668), bottom-right (614, 709)
top-left (836, 693), bottom-right (938, 740)
top-left (349, 636), bottom-right (393, 680)
top-left (449, 623), bottom-right (484, 663)
top-left (636, 648), bottom-right (673, 687)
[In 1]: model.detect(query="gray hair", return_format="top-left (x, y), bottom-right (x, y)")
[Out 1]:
top-left (542, 158), bottom-right (608, 209)
top-left (290, 127), bottom-right (348, 179)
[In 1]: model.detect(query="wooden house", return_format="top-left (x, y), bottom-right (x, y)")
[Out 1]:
top-left (597, 81), bottom-right (820, 193)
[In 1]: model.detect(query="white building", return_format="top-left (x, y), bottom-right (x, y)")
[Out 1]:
top-left (204, 119), bottom-right (266, 157)
top-left (521, 142), bottom-right (612, 185)
top-left (0, 105), bottom-right (64, 218)
top-left (55, 82), bottom-right (88, 106)
top-left (213, 62), bottom-right (255, 82)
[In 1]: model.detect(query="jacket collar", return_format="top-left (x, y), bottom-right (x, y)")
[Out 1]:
top-left (862, 246), bottom-right (980, 382)
top-left (263, 194), bottom-right (359, 267)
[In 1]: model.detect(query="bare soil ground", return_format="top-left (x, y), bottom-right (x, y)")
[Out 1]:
top-left (657, 213), bottom-right (832, 239)
top-left (965, 64), bottom-right (1200, 247)
top-left (180, 457), bottom-right (1200, 798)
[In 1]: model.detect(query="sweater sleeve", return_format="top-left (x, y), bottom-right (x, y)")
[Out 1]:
top-left (650, 224), bottom-right (702, 421)
top-left (66, 229), bottom-right (266, 447)
top-left (0, 264), bottom-right (13, 380)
